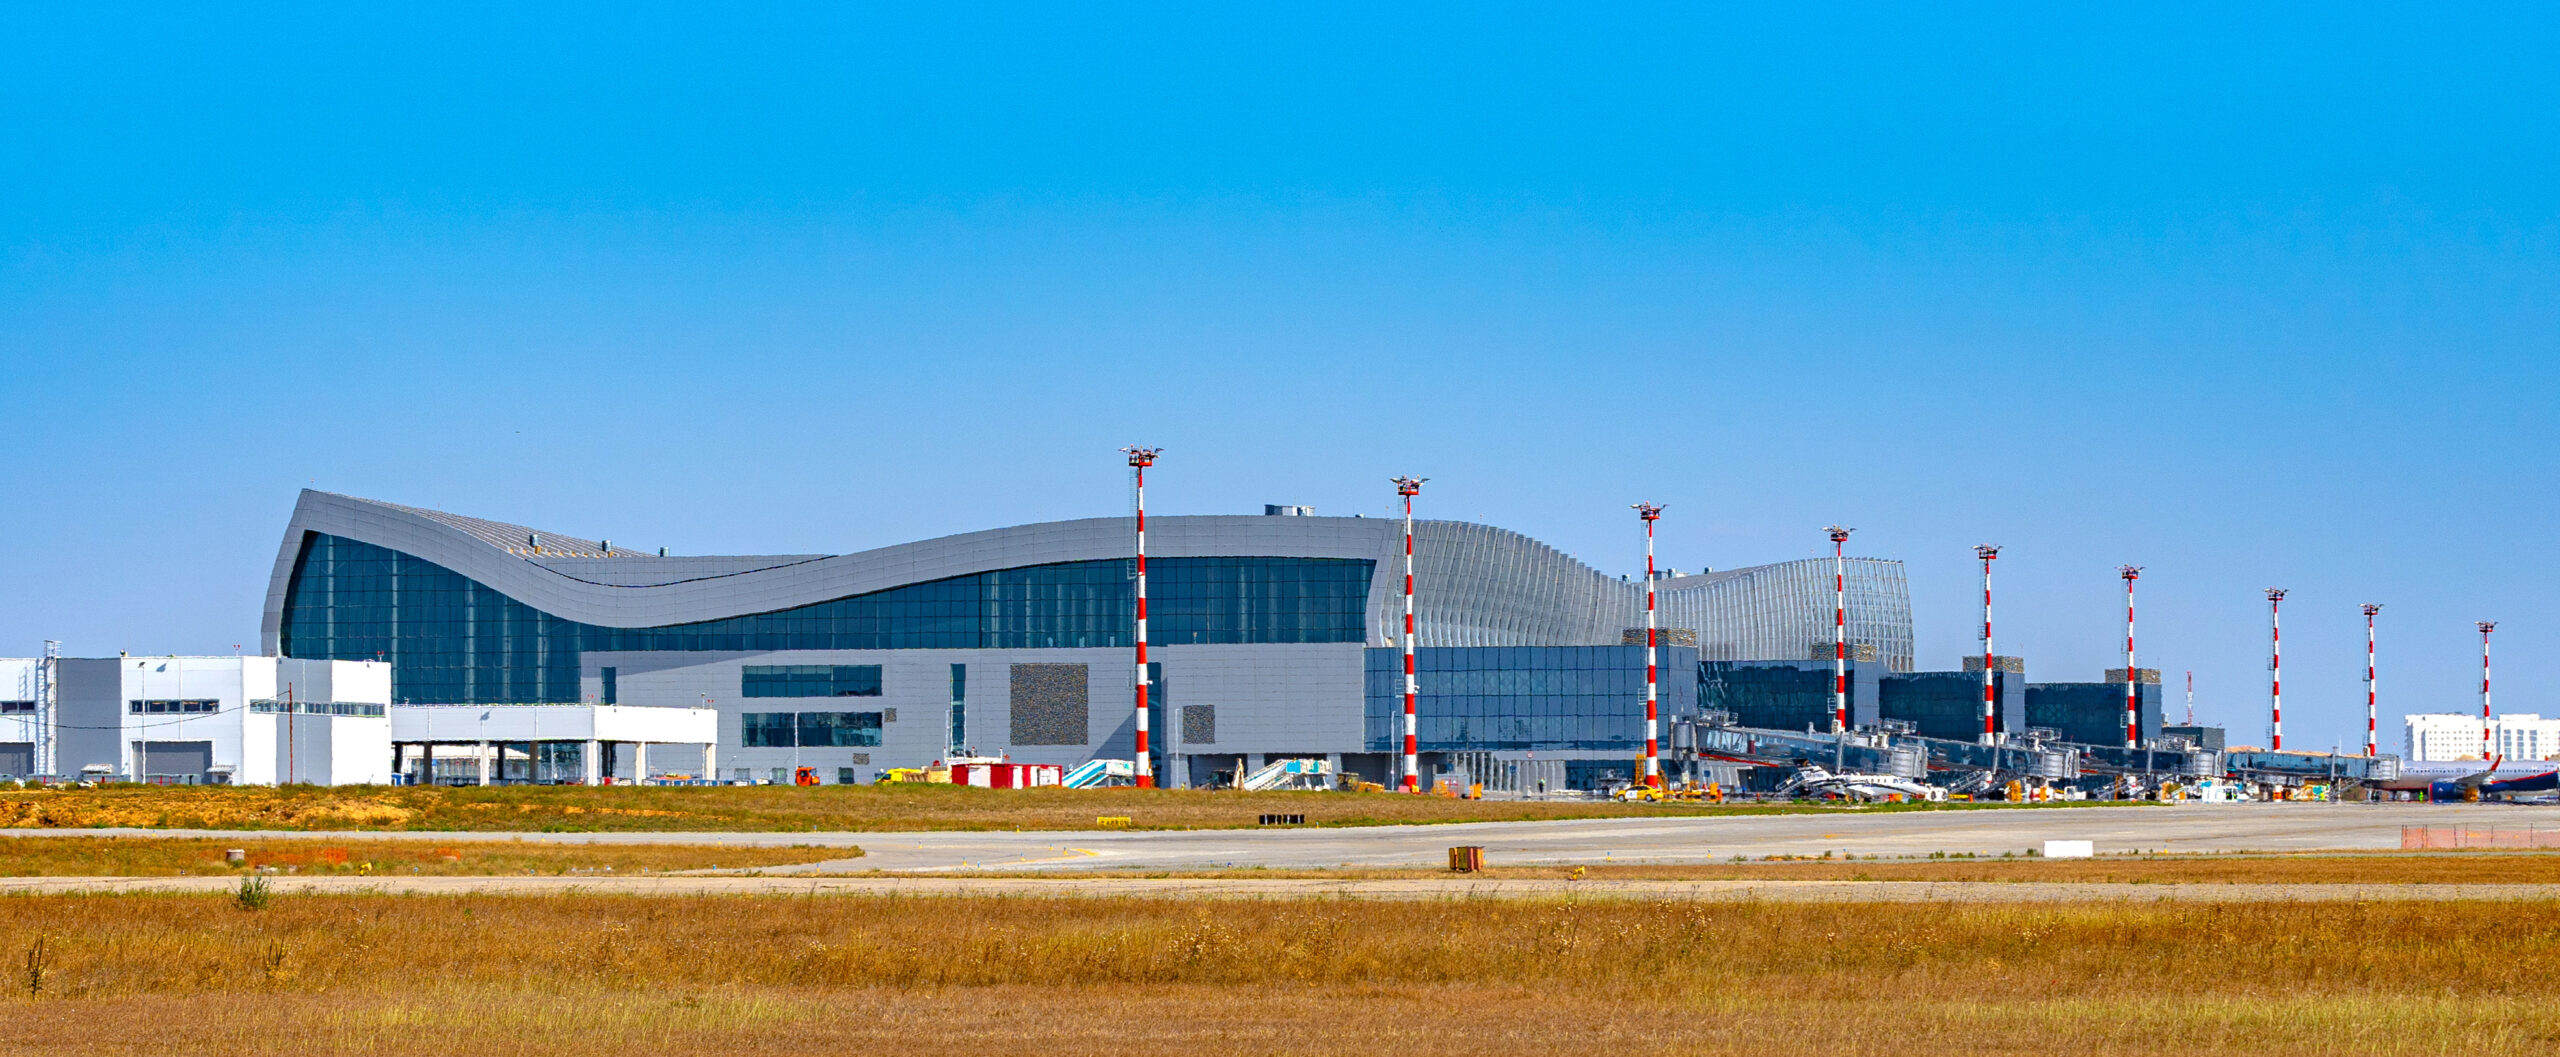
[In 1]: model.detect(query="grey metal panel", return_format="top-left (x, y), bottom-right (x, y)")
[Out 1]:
top-left (54, 658), bottom-right (122, 774)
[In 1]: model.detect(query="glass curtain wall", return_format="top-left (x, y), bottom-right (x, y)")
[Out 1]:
top-left (280, 533), bottom-right (1371, 703)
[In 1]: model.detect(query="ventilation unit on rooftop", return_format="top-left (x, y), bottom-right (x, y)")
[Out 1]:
top-left (1264, 505), bottom-right (1315, 516)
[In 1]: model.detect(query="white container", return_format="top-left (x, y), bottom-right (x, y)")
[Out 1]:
top-left (2042, 839), bottom-right (2095, 859)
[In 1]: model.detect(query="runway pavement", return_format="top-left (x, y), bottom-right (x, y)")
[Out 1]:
top-left (0, 802), bottom-right (2534, 873)
top-left (4, 873), bottom-right (2558, 902)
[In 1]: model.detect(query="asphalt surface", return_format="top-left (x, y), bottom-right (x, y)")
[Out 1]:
top-left (0, 802), bottom-right (2535, 873)
top-left (4, 874), bottom-right (2559, 902)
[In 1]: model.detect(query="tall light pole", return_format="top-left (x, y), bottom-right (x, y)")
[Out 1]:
top-left (1394, 476), bottom-right (1427, 793)
top-left (2361, 604), bottom-right (2383, 758)
top-left (1975, 544), bottom-right (2000, 746)
top-left (1121, 446), bottom-right (1161, 788)
top-left (1826, 526), bottom-right (1853, 735)
top-left (1636, 503), bottom-right (1665, 787)
top-left (2479, 621), bottom-right (2498, 761)
top-left (2266, 588), bottom-right (2287, 751)
top-left (2119, 566), bottom-right (2142, 749)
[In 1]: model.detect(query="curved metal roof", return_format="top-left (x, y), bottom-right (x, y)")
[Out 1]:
top-left (258, 490), bottom-right (1653, 649)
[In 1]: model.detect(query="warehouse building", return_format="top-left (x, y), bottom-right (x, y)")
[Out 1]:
top-left (0, 655), bottom-right (389, 784)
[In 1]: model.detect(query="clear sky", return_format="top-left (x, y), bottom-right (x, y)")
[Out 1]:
top-left (4, 5), bottom-right (2553, 748)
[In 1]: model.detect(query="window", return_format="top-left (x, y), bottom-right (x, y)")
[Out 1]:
top-left (798, 712), bottom-right (884, 747)
top-left (1366, 646), bottom-right (1698, 753)
top-left (279, 534), bottom-right (1372, 704)
top-left (600, 667), bottom-right (617, 705)
top-left (740, 711), bottom-right (883, 747)
top-left (0, 701), bottom-right (33, 714)
top-left (743, 665), bottom-right (883, 698)
top-left (837, 767), bottom-right (858, 785)
top-left (949, 663), bottom-right (967, 755)
top-left (741, 713), bottom-right (797, 748)
top-left (129, 700), bottom-right (219, 715)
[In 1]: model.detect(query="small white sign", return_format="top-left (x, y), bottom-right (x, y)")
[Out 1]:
top-left (2042, 839), bottom-right (2095, 859)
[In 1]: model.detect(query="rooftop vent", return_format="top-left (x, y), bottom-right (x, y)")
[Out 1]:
top-left (1264, 504), bottom-right (1315, 516)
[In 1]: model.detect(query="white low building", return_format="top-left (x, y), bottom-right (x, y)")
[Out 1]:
top-left (0, 655), bottom-right (390, 784)
top-left (390, 704), bottom-right (718, 785)
top-left (2405, 712), bottom-right (2560, 763)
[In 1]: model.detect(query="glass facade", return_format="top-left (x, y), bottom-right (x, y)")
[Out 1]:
top-left (279, 533), bottom-right (1372, 703)
top-left (1878, 671), bottom-right (2008, 742)
top-left (739, 711), bottom-right (884, 748)
top-left (1662, 558), bottom-right (1915, 672)
top-left (1565, 759), bottom-right (1635, 791)
top-left (2025, 682), bottom-right (2162, 746)
top-left (742, 665), bottom-right (883, 698)
top-left (1699, 660), bottom-right (1842, 733)
top-left (1363, 645), bottom-right (1699, 753)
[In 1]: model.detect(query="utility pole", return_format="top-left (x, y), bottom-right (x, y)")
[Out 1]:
top-left (2479, 621), bottom-right (2498, 761)
top-left (1394, 476), bottom-right (1427, 793)
top-left (134, 659), bottom-right (147, 784)
top-left (2362, 604), bottom-right (2383, 758)
top-left (1826, 526), bottom-right (1853, 735)
top-left (1121, 446), bottom-right (1161, 788)
top-left (1636, 503), bottom-right (1665, 787)
top-left (2266, 588), bottom-right (2287, 751)
top-left (35, 640), bottom-right (57, 778)
top-left (1975, 544), bottom-right (2000, 746)
top-left (2119, 566), bottom-right (2142, 749)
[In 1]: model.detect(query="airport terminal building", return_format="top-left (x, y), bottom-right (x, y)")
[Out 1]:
top-left (264, 490), bottom-right (1916, 787)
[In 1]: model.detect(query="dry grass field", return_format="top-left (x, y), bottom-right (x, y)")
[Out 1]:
top-left (0, 782), bottom-right (2060, 832)
top-left (2, 891), bottom-right (2552, 1055)
top-left (0, 836), bottom-right (850, 876)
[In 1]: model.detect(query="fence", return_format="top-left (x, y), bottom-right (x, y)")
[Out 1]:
top-left (2401, 826), bottom-right (2560, 849)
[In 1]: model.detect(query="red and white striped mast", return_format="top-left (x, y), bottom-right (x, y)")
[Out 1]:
top-left (2118, 565), bottom-right (2142, 749)
top-left (2361, 604), bottom-right (2383, 758)
top-left (2478, 621), bottom-right (2498, 761)
top-left (2265, 587), bottom-right (2286, 751)
top-left (1636, 503), bottom-right (1665, 787)
top-left (1826, 526), bottom-right (1853, 734)
top-left (1393, 476), bottom-right (1427, 793)
top-left (1122, 446), bottom-right (1161, 788)
top-left (1975, 544), bottom-right (2000, 745)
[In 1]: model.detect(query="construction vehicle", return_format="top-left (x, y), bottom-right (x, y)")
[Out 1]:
top-left (875, 767), bottom-right (928, 784)
top-left (793, 766), bottom-right (819, 786)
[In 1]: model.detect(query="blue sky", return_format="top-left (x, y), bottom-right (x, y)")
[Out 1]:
top-left (4, 5), bottom-right (2553, 747)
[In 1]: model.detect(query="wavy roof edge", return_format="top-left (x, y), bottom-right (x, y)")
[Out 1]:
top-left (258, 490), bottom-right (1904, 650)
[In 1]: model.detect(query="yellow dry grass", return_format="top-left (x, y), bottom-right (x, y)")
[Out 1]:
top-left (1, 891), bottom-right (2553, 1054)
top-left (0, 836), bottom-right (852, 876)
top-left (0, 782), bottom-right (2065, 832)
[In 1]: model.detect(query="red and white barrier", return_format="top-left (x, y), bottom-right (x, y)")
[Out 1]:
top-left (950, 762), bottom-right (1064, 789)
